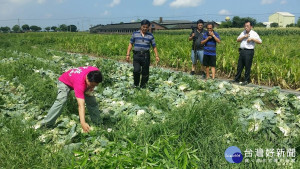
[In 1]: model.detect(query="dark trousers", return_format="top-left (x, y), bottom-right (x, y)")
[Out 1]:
top-left (235, 49), bottom-right (254, 83)
top-left (133, 52), bottom-right (150, 87)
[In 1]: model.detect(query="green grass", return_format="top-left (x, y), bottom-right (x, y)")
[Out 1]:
top-left (0, 116), bottom-right (72, 168)
top-left (0, 33), bottom-right (299, 168)
top-left (1, 29), bottom-right (299, 88)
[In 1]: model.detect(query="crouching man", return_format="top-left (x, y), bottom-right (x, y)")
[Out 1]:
top-left (41, 66), bottom-right (102, 133)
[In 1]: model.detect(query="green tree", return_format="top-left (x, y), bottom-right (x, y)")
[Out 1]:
top-left (67, 25), bottom-right (77, 32)
top-left (297, 17), bottom-right (300, 27)
top-left (45, 27), bottom-right (51, 32)
top-left (0, 26), bottom-right (11, 33)
top-left (12, 25), bottom-right (21, 33)
top-left (232, 16), bottom-right (243, 27)
top-left (30, 25), bottom-right (42, 32)
top-left (232, 16), bottom-right (257, 28)
top-left (270, 22), bottom-right (279, 28)
top-left (255, 22), bottom-right (266, 27)
top-left (51, 26), bottom-right (57, 32)
top-left (219, 21), bottom-right (232, 28)
top-left (286, 23), bottom-right (295, 27)
top-left (22, 24), bottom-right (30, 31)
top-left (59, 24), bottom-right (68, 31)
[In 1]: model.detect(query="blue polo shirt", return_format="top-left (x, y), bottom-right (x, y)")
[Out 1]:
top-left (203, 31), bottom-right (220, 56)
top-left (130, 30), bottom-right (156, 51)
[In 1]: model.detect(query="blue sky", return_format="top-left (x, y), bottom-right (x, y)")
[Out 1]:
top-left (0, 0), bottom-right (299, 30)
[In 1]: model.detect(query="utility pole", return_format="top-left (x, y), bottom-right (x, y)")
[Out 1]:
top-left (77, 21), bottom-right (80, 32)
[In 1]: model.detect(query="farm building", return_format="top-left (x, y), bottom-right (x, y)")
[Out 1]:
top-left (153, 17), bottom-right (219, 30)
top-left (269, 12), bottom-right (295, 27)
top-left (89, 22), bottom-right (167, 34)
top-left (90, 17), bottom-right (219, 34)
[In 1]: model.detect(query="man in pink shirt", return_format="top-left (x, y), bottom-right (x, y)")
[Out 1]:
top-left (41, 66), bottom-right (102, 133)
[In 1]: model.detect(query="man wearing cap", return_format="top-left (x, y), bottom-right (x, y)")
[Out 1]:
top-left (126, 19), bottom-right (160, 88)
top-left (188, 19), bottom-right (206, 78)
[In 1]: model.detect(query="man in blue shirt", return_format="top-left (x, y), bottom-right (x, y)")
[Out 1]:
top-left (126, 20), bottom-right (160, 88)
top-left (201, 23), bottom-right (221, 80)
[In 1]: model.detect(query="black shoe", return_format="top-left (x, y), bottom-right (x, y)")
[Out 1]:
top-left (230, 80), bottom-right (239, 83)
top-left (131, 84), bottom-right (139, 89)
top-left (140, 84), bottom-right (146, 89)
top-left (40, 123), bottom-right (55, 129)
top-left (190, 71), bottom-right (195, 75)
top-left (241, 81), bottom-right (249, 86)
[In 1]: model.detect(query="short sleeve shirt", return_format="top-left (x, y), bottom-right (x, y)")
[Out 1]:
top-left (58, 66), bottom-right (99, 99)
top-left (238, 30), bottom-right (262, 49)
top-left (130, 30), bottom-right (156, 51)
top-left (190, 29), bottom-right (205, 50)
top-left (203, 31), bottom-right (220, 56)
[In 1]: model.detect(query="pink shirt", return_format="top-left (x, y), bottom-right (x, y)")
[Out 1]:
top-left (58, 66), bottom-right (99, 99)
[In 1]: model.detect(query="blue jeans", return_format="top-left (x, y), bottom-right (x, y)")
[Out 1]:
top-left (191, 50), bottom-right (204, 65)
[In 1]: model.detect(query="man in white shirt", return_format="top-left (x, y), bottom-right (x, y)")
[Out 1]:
top-left (232, 21), bottom-right (262, 85)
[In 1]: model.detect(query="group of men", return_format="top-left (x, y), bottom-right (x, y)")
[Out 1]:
top-left (189, 19), bottom-right (262, 85)
top-left (41, 19), bottom-right (262, 132)
top-left (189, 20), bottom-right (221, 80)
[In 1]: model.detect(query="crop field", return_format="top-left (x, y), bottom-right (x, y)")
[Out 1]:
top-left (1, 28), bottom-right (299, 89)
top-left (0, 29), bottom-right (300, 168)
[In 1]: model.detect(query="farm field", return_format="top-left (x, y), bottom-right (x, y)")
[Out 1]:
top-left (0, 29), bottom-right (300, 168)
top-left (1, 28), bottom-right (299, 89)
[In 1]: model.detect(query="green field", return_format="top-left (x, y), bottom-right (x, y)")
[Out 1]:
top-left (0, 29), bottom-right (300, 168)
top-left (1, 28), bottom-right (299, 89)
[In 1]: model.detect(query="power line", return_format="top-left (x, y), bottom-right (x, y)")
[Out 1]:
top-left (1, 12), bottom-right (299, 22)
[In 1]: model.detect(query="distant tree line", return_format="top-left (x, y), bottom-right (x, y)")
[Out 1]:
top-left (219, 16), bottom-right (300, 28)
top-left (0, 24), bottom-right (77, 33)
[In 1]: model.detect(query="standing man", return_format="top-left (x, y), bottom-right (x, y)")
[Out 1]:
top-left (188, 19), bottom-right (206, 78)
top-left (41, 66), bottom-right (103, 133)
top-left (232, 20), bottom-right (262, 85)
top-left (126, 19), bottom-right (160, 88)
top-left (201, 23), bottom-right (221, 80)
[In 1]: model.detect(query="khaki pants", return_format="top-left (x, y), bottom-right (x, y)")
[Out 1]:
top-left (41, 81), bottom-right (101, 127)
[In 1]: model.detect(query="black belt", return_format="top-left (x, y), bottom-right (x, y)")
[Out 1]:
top-left (239, 48), bottom-right (254, 51)
top-left (133, 50), bottom-right (150, 55)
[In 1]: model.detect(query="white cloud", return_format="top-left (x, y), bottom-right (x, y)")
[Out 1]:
top-left (0, 0), bottom-right (47, 5)
top-left (0, 4), bottom-right (14, 17)
top-left (170, 0), bottom-right (204, 8)
top-left (261, 0), bottom-right (276, 4)
top-left (0, 0), bottom-right (49, 19)
top-left (45, 13), bottom-right (52, 18)
top-left (3, 0), bottom-right (32, 5)
top-left (37, 0), bottom-right (46, 4)
top-left (218, 9), bottom-right (231, 15)
top-left (109, 0), bottom-right (120, 7)
top-left (103, 10), bottom-right (109, 16)
top-left (280, 0), bottom-right (287, 4)
top-left (153, 0), bottom-right (167, 6)
top-left (0, 0), bottom-right (32, 17)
